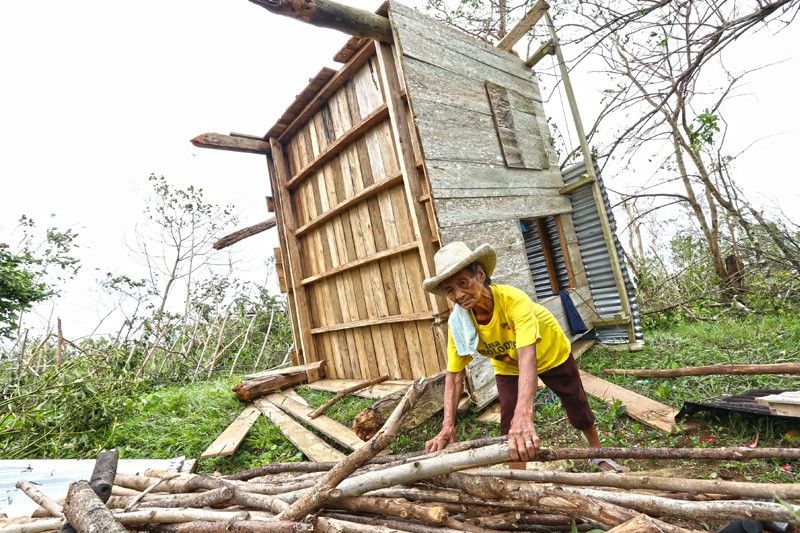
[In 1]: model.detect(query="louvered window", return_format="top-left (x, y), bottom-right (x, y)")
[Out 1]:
top-left (520, 216), bottom-right (574, 299)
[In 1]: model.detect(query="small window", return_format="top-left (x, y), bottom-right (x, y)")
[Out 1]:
top-left (520, 216), bottom-right (574, 299)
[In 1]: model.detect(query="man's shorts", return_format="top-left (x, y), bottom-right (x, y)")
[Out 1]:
top-left (494, 353), bottom-right (595, 434)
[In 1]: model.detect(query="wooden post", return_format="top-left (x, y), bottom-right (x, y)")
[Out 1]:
top-left (496, 0), bottom-right (549, 51)
top-left (249, 0), bottom-right (392, 42)
top-left (544, 12), bottom-right (634, 342)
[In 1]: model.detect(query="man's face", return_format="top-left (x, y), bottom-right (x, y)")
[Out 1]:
top-left (439, 268), bottom-right (486, 310)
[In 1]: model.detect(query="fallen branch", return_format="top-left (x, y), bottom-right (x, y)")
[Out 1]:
top-left (602, 362), bottom-right (800, 378)
top-left (15, 480), bottom-right (63, 517)
top-left (213, 219), bottom-right (276, 250)
top-left (279, 376), bottom-right (432, 520)
top-left (309, 375), bottom-right (390, 419)
top-left (143, 521), bottom-right (311, 532)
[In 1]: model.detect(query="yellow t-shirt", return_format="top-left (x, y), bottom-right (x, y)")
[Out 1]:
top-left (446, 284), bottom-right (571, 376)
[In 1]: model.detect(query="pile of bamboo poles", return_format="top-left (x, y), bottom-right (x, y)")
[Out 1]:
top-left (5, 381), bottom-right (800, 533)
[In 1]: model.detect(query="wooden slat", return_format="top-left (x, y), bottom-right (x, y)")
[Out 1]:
top-left (525, 39), bottom-right (556, 68)
top-left (278, 44), bottom-right (375, 143)
top-left (300, 241), bottom-right (418, 286)
top-left (559, 174), bottom-right (594, 195)
top-left (496, 0), bottom-right (550, 51)
top-left (555, 215), bottom-right (576, 288)
top-left (295, 172), bottom-right (403, 237)
top-left (267, 392), bottom-right (364, 450)
top-left (269, 140), bottom-right (318, 365)
top-left (306, 378), bottom-right (411, 399)
top-left (310, 311), bottom-right (433, 335)
top-left (286, 105), bottom-right (390, 190)
top-left (255, 399), bottom-right (346, 462)
top-left (190, 133), bottom-right (271, 155)
top-left (375, 41), bottom-right (448, 317)
top-left (245, 361), bottom-right (325, 380)
top-left (266, 68), bottom-right (337, 140)
top-left (579, 371), bottom-right (683, 433)
top-left (199, 405), bottom-right (261, 459)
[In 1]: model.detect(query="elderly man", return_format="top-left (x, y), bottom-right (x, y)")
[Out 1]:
top-left (423, 242), bottom-right (615, 470)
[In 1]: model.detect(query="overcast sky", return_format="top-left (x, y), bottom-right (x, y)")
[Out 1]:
top-left (1, 0), bottom-right (798, 339)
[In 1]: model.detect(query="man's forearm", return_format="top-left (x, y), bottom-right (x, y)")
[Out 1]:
top-left (442, 370), bottom-right (464, 427)
top-left (514, 345), bottom-right (537, 420)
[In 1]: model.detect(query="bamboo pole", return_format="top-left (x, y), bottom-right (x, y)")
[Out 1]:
top-left (467, 468), bottom-right (800, 499)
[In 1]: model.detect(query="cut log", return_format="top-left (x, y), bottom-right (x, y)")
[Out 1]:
top-left (89, 449), bottom-right (119, 503)
top-left (63, 481), bottom-right (127, 533)
top-left (279, 377), bottom-right (432, 521)
top-left (200, 405), bottom-right (261, 458)
top-left (249, 0), bottom-right (392, 42)
top-left (602, 362), bottom-right (800, 378)
top-left (213, 219), bottom-right (276, 250)
top-left (352, 372), bottom-right (446, 441)
top-left (308, 376), bottom-right (390, 418)
top-left (606, 514), bottom-right (667, 533)
top-left (146, 521), bottom-right (313, 532)
top-left (190, 133), bottom-right (271, 155)
top-left (235, 362), bottom-right (325, 401)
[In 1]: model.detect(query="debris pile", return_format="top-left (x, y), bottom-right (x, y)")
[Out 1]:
top-left (4, 379), bottom-right (800, 533)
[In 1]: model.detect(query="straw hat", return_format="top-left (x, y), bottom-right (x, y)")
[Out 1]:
top-left (422, 242), bottom-right (496, 294)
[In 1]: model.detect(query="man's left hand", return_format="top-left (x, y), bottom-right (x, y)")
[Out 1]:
top-left (507, 415), bottom-right (540, 463)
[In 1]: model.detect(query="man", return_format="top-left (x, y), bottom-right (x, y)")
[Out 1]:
top-left (422, 242), bottom-right (615, 469)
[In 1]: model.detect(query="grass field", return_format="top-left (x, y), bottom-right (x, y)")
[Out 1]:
top-left (4, 314), bottom-right (798, 483)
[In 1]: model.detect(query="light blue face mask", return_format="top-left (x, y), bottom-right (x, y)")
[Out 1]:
top-left (448, 304), bottom-right (481, 357)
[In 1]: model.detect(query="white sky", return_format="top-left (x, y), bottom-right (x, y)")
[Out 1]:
top-left (1, 0), bottom-right (798, 338)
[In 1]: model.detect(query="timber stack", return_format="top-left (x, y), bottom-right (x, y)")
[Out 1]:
top-left (5, 381), bottom-right (800, 532)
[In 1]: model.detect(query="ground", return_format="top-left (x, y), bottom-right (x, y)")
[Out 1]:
top-left (101, 313), bottom-right (799, 483)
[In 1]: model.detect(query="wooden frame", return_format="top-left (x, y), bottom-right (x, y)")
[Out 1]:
top-left (523, 214), bottom-right (576, 296)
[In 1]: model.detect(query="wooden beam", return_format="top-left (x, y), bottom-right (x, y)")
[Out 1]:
top-left (278, 43), bottom-right (375, 143)
top-left (591, 315), bottom-right (631, 328)
top-left (200, 405), bottom-right (261, 459)
top-left (191, 132), bottom-right (271, 155)
top-left (306, 379), bottom-right (412, 399)
top-left (558, 174), bottom-right (594, 195)
top-left (213, 218), bottom-right (276, 250)
top-left (310, 311), bottom-right (433, 335)
top-left (300, 241), bottom-right (418, 286)
top-left (255, 398), bottom-right (346, 462)
top-left (249, 0), bottom-right (392, 42)
top-left (525, 39), bottom-right (556, 68)
top-left (266, 196), bottom-right (275, 213)
top-left (245, 361), bottom-right (325, 380)
top-left (496, 0), bottom-right (550, 51)
top-left (285, 105), bottom-right (389, 190)
top-left (295, 172), bottom-right (403, 237)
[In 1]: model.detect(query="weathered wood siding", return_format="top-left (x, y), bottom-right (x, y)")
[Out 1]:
top-left (389, 1), bottom-right (595, 329)
top-left (268, 45), bottom-right (448, 380)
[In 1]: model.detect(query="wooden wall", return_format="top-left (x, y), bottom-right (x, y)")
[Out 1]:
top-left (389, 1), bottom-right (597, 332)
top-left (267, 43), bottom-right (448, 380)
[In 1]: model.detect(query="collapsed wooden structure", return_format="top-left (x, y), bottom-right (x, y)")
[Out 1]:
top-left (193, 0), bottom-right (643, 383)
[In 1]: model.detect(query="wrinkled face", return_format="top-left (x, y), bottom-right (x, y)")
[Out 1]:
top-left (439, 268), bottom-right (488, 310)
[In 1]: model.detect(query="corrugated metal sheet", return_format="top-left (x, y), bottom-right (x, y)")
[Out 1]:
top-left (521, 217), bottom-right (571, 300)
top-left (562, 160), bottom-right (643, 344)
top-left (0, 457), bottom-right (185, 518)
top-left (676, 389), bottom-right (800, 420)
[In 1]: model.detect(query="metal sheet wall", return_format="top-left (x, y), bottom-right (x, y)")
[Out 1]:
top-left (562, 161), bottom-right (643, 343)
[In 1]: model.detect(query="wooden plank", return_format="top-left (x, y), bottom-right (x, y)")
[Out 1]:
top-left (274, 247), bottom-right (288, 293)
top-left (255, 399), bottom-right (346, 462)
top-left (200, 405), bottom-right (261, 459)
top-left (267, 67), bottom-right (337, 140)
top-left (375, 41), bottom-right (448, 317)
top-left (286, 105), bottom-right (390, 190)
top-left (579, 371), bottom-right (683, 433)
top-left (245, 361), bottom-right (326, 380)
top-left (267, 392), bottom-right (364, 450)
top-left (559, 174), bottom-right (594, 195)
top-left (525, 39), bottom-right (556, 68)
top-left (190, 133), bottom-right (271, 155)
top-left (295, 171), bottom-right (403, 237)
top-left (278, 45), bottom-right (375, 143)
top-left (307, 378), bottom-right (411, 398)
top-left (756, 392), bottom-right (800, 417)
top-left (496, 0), bottom-right (550, 51)
top-left (270, 140), bottom-right (318, 364)
top-left (310, 311), bottom-right (433, 335)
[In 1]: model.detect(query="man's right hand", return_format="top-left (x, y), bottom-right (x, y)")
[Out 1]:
top-left (425, 425), bottom-right (456, 452)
